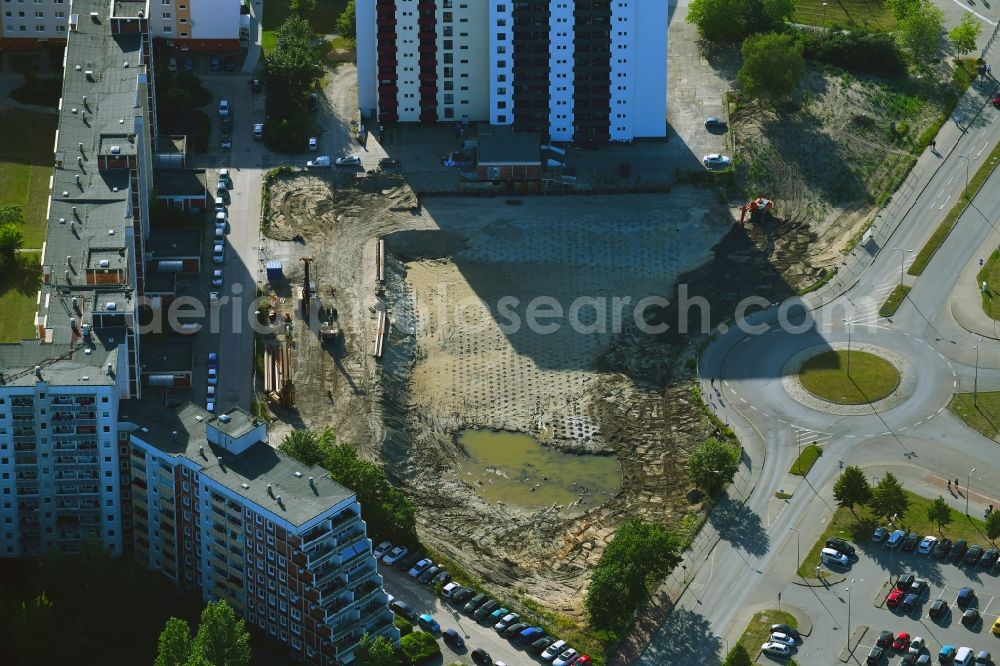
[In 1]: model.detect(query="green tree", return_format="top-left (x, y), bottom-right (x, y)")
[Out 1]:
top-left (723, 643), bottom-right (754, 666)
top-left (926, 496), bottom-right (953, 534)
top-left (337, 0), bottom-right (357, 39)
top-left (949, 12), bottom-right (982, 56)
top-left (356, 633), bottom-right (398, 666)
top-left (278, 427), bottom-right (334, 466)
top-left (986, 509), bottom-right (1000, 542)
top-left (290, 0), bottom-right (316, 13)
top-left (266, 15), bottom-right (323, 105)
top-left (869, 472), bottom-right (908, 521)
top-left (155, 617), bottom-right (193, 666)
top-left (687, 0), bottom-right (794, 43)
top-left (400, 631), bottom-right (440, 663)
top-left (585, 518), bottom-right (682, 633)
top-left (833, 465), bottom-right (872, 516)
top-left (687, 437), bottom-right (740, 495)
top-left (895, 0), bottom-right (944, 65)
top-left (738, 32), bottom-right (806, 101)
top-left (189, 601), bottom-right (250, 666)
top-left (0, 203), bottom-right (23, 225)
top-left (0, 223), bottom-right (24, 269)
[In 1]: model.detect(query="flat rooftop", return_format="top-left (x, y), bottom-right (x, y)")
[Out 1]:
top-left (121, 401), bottom-right (355, 527)
top-left (140, 340), bottom-right (193, 373)
top-left (147, 229), bottom-right (202, 258)
top-left (156, 169), bottom-right (206, 197)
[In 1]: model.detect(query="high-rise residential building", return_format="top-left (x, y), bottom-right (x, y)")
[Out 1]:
top-left (356, 0), bottom-right (668, 142)
top-left (0, 0), bottom-right (242, 51)
top-left (0, 2), bottom-right (397, 663)
top-left (124, 403), bottom-right (399, 665)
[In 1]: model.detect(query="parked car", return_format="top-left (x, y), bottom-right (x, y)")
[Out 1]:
top-left (542, 640), bottom-right (568, 661)
top-left (378, 157), bottom-right (402, 169)
top-left (911, 579), bottom-right (928, 596)
top-left (887, 589), bottom-right (905, 609)
top-left (951, 539), bottom-right (968, 562)
top-left (519, 627), bottom-right (545, 644)
top-left (442, 628), bottom-right (464, 648)
top-left (896, 574), bottom-right (915, 591)
top-left (887, 529), bottom-right (906, 549)
top-left (184, 56), bottom-right (194, 71)
top-left (976, 650), bottom-right (991, 665)
top-left (389, 600), bottom-right (415, 620)
top-left (761, 642), bottom-right (793, 658)
top-left (702, 153), bottom-right (731, 169)
top-left (965, 545), bottom-right (984, 565)
top-left (463, 593), bottom-right (487, 614)
top-left (901, 532), bottom-right (920, 551)
top-left (408, 558), bottom-right (433, 577)
top-left (417, 613), bottom-right (439, 633)
top-left (504, 622), bottom-right (529, 638)
top-left (909, 637), bottom-right (925, 655)
top-left (450, 587), bottom-right (474, 605)
top-left (474, 600), bottom-right (499, 620)
top-left (872, 526), bottom-right (888, 543)
top-left (573, 657), bottom-right (592, 666)
top-left (432, 571), bottom-right (451, 585)
top-left (769, 632), bottom-right (797, 647)
top-left (821, 547), bottom-right (850, 568)
top-left (963, 608), bottom-right (980, 626)
top-left (893, 632), bottom-right (911, 651)
top-left (876, 630), bottom-right (894, 647)
top-left (981, 548), bottom-right (999, 568)
top-left (248, 78), bottom-right (263, 92)
top-left (929, 599), bottom-right (949, 620)
top-left (440, 582), bottom-right (461, 598)
top-left (704, 116), bottom-right (727, 130)
top-left (958, 587), bottom-right (975, 606)
top-left (210, 56), bottom-right (221, 71)
top-left (335, 154), bottom-right (362, 167)
top-left (531, 637), bottom-right (555, 654)
top-left (917, 535), bottom-right (937, 554)
top-left (932, 538), bottom-right (952, 559)
top-left (993, 616), bottom-right (1000, 635)
top-left (553, 648), bottom-right (579, 666)
top-left (867, 645), bottom-right (885, 665)
top-left (306, 155), bottom-right (332, 168)
top-left (223, 55), bottom-right (236, 71)
top-left (382, 546), bottom-right (407, 565)
top-left (212, 243), bottom-right (225, 264)
top-left (253, 123), bottom-right (264, 139)
top-left (308, 136), bottom-right (318, 151)
top-left (939, 646), bottom-right (956, 662)
top-left (218, 99), bottom-right (230, 117)
top-left (221, 116), bottom-right (233, 134)
top-left (397, 552), bottom-right (423, 570)
top-left (418, 566), bottom-right (440, 583)
top-left (827, 538), bottom-right (856, 557)
top-left (902, 593), bottom-right (920, 612)
top-left (771, 624), bottom-right (800, 640)
top-left (373, 541), bottom-right (392, 558)
top-left (471, 648), bottom-right (492, 665)
top-left (490, 607), bottom-right (511, 622)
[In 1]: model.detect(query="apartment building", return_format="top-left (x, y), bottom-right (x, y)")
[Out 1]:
top-left (0, 0), bottom-right (241, 51)
top-left (124, 403), bottom-right (399, 666)
top-left (357, 0), bottom-right (668, 142)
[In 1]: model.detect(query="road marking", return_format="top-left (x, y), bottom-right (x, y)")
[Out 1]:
top-left (947, 0), bottom-right (999, 25)
top-left (954, 380), bottom-right (958, 388)
top-left (983, 595), bottom-right (995, 615)
top-left (940, 194), bottom-right (952, 210)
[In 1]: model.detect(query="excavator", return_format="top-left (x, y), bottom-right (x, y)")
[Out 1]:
top-left (737, 197), bottom-right (773, 227)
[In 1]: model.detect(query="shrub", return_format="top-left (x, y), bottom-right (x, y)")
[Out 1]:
top-left (393, 614), bottom-right (412, 636)
top-left (799, 29), bottom-right (906, 77)
top-left (400, 631), bottom-right (440, 665)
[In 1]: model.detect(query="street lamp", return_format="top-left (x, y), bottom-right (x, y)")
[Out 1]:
top-left (893, 248), bottom-right (915, 287)
top-left (843, 318), bottom-right (855, 375)
top-left (789, 524), bottom-right (801, 572)
top-left (974, 337), bottom-right (982, 407)
top-left (845, 579), bottom-right (857, 656)
top-left (715, 634), bottom-right (730, 656)
top-left (967, 468), bottom-right (977, 515)
top-left (957, 153), bottom-right (971, 198)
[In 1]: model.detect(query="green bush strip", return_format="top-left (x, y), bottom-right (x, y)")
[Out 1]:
top-left (789, 444), bottom-right (823, 476)
top-left (879, 284), bottom-right (911, 317)
top-left (737, 610), bottom-right (798, 658)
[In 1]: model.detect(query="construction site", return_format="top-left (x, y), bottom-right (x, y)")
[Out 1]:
top-left (256, 166), bottom-right (833, 614)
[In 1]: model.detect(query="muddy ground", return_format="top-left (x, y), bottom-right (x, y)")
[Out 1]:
top-left (260, 167), bottom-right (838, 616)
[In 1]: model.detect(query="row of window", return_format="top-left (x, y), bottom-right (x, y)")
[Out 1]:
top-left (3, 10), bottom-right (65, 17)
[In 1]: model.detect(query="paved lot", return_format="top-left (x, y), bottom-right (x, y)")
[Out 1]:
top-left (774, 539), bottom-right (1000, 665)
top-left (378, 564), bottom-right (542, 665)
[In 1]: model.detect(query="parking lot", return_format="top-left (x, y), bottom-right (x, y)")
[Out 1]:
top-left (773, 534), bottom-right (1000, 664)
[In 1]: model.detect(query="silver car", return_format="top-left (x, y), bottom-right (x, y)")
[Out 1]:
top-left (702, 153), bottom-right (731, 169)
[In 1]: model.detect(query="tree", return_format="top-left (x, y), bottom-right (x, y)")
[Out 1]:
top-left (723, 643), bottom-right (754, 666)
top-left (895, 0), bottom-right (944, 65)
top-left (687, 0), bottom-right (794, 43)
top-left (738, 32), bottom-right (806, 101)
top-left (278, 427), bottom-right (334, 466)
top-left (986, 509), bottom-right (1000, 542)
top-left (833, 465), bottom-right (872, 516)
top-left (266, 15), bottom-right (323, 106)
top-left (189, 601), bottom-right (250, 666)
top-left (289, 0), bottom-right (316, 13)
top-left (400, 631), bottom-right (440, 663)
top-left (337, 0), bottom-right (357, 40)
top-left (926, 496), bottom-right (953, 533)
top-left (869, 472), bottom-right (908, 521)
top-left (687, 437), bottom-right (740, 495)
top-left (949, 12), bottom-right (982, 56)
top-left (585, 518), bottom-right (682, 633)
top-left (356, 634), bottom-right (398, 666)
top-left (155, 617), bottom-right (193, 666)
top-left (0, 223), bottom-right (24, 269)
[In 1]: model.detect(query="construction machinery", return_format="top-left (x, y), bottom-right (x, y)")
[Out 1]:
top-left (319, 305), bottom-right (341, 343)
top-left (300, 257), bottom-right (313, 320)
top-left (738, 197), bottom-right (773, 227)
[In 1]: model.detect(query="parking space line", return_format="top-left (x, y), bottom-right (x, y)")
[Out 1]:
top-left (983, 595), bottom-right (995, 615)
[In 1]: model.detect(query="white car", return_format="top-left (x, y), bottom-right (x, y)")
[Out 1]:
top-left (382, 546), bottom-right (408, 565)
top-left (308, 136), bottom-right (318, 151)
top-left (761, 641), bottom-right (792, 658)
top-left (206, 400), bottom-right (215, 413)
top-left (218, 99), bottom-right (229, 117)
top-left (212, 269), bottom-right (223, 287)
top-left (207, 368), bottom-right (218, 386)
top-left (373, 541), bottom-right (392, 558)
top-left (494, 613), bottom-right (519, 631)
top-left (917, 536), bottom-right (937, 555)
top-left (909, 636), bottom-right (925, 655)
top-left (253, 123), bottom-right (264, 139)
top-left (408, 558), bottom-right (432, 578)
top-left (207, 386), bottom-right (216, 397)
top-left (441, 582), bottom-right (460, 598)
top-left (769, 632), bottom-right (796, 647)
top-left (306, 155), bottom-right (331, 168)
top-left (552, 649), bottom-right (578, 666)
top-left (702, 153), bottom-right (732, 169)
top-left (212, 243), bottom-right (225, 264)
top-left (335, 154), bottom-right (362, 166)
top-left (213, 226), bottom-right (224, 240)
top-left (209, 291), bottom-right (219, 305)
top-left (541, 640), bottom-right (566, 661)
top-left (218, 168), bottom-right (230, 183)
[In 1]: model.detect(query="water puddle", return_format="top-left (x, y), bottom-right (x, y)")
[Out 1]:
top-left (455, 429), bottom-right (621, 513)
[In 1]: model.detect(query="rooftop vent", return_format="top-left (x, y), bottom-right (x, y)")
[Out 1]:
top-left (219, 414), bottom-right (231, 423)
top-left (170, 430), bottom-right (177, 441)
top-left (241, 483), bottom-right (249, 490)
top-left (90, 11), bottom-right (99, 22)
top-left (217, 456), bottom-right (224, 464)
top-left (294, 471), bottom-right (303, 478)
top-left (199, 444), bottom-right (205, 455)
top-left (62, 191), bottom-right (68, 197)
top-left (71, 108), bottom-right (77, 114)
top-left (75, 65), bottom-right (81, 72)
top-left (34, 366), bottom-right (42, 378)
top-left (85, 70), bottom-right (94, 81)
top-left (105, 302), bottom-right (116, 311)
top-left (59, 218), bottom-right (66, 224)
top-left (195, 415), bottom-right (203, 422)
top-left (99, 260), bottom-right (110, 268)
top-left (110, 145), bottom-right (121, 155)
top-left (266, 483), bottom-right (273, 497)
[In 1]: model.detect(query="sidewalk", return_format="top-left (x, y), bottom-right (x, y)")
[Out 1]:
top-left (951, 230), bottom-right (1000, 339)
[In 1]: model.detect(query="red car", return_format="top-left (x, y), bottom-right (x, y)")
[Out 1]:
top-left (891, 632), bottom-right (910, 651)
top-left (993, 95), bottom-right (1000, 108)
top-left (573, 658), bottom-right (592, 666)
top-left (887, 589), bottom-right (904, 609)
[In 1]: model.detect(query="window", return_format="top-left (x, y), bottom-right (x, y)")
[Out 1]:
top-left (162, 26), bottom-right (172, 33)
top-left (162, 12), bottom-right (170, 18)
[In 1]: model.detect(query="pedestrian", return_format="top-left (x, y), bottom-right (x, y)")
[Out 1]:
top-left (956, 478), bottom-right (961, 486)
top-left (931, 139), bottom-right (936, 150)
top-left (839, 460), bottom-right (844, 469)
top-left (948, 479), bottom-right (952, 489)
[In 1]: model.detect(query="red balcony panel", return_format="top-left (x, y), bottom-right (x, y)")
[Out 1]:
top-left (419, 85), bottom-right (437, 95)
top-left (376, 17), bottom-right (397, 26)
top-left (379, 112), bottom-right (399, 123)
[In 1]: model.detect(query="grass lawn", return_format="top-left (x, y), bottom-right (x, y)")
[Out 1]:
top-left (879, 284), bottom-right (911, 317)
top-left (0, 108), bottom-right (58, 249)
top-left (790, 444), bottom-right (823, 476)
top-left (736, 609), bottom-right (798, 658)
top-left (793, 0), bottom-right (895, 30)
top-left (0, 255), bottom-right (41, 343)
top-left (261, 0), bottom-right (348, 55)
top-left (797, 489), bottom-right (991, 577)
top-left (798, 350), bottom-right (900, 404)
top-left (978, 249), bottom-right (1000, 320)
top-left (949, 391), bottom-right (1000, 439)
